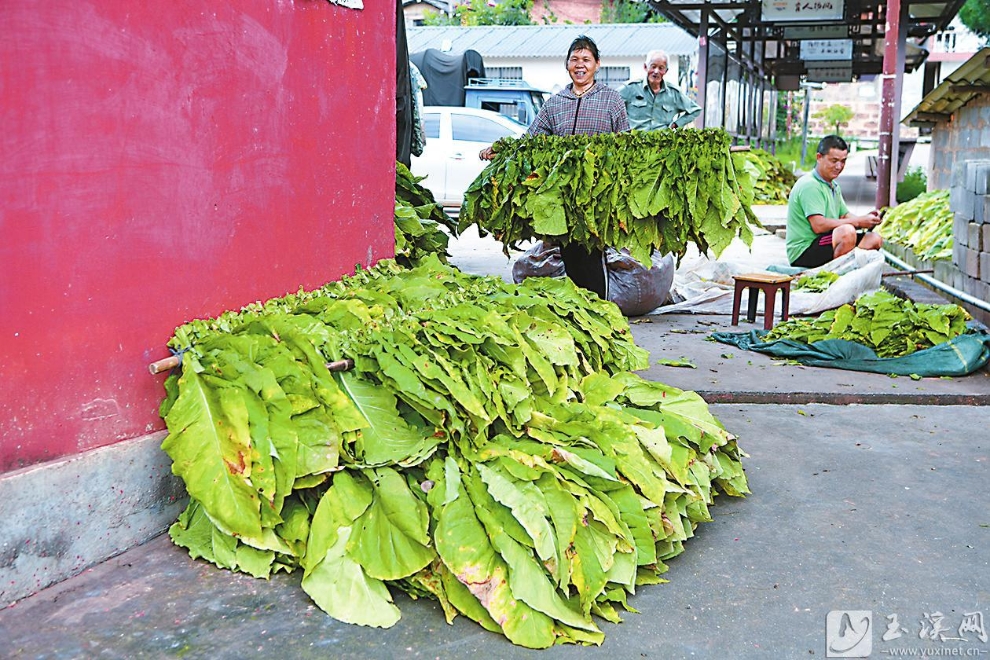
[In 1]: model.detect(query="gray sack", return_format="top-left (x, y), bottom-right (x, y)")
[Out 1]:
top-left (512, 241), bottom-right (674, 316)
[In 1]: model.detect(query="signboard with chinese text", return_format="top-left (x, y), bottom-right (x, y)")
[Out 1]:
top-left (783, 25), bottom-right (848, 39)
top-left (800, 39), bottom-right (854, 61)
top-left (762, 0), bottom-right (844, 22)
top-left (806, 65), bottom-right (853, 82)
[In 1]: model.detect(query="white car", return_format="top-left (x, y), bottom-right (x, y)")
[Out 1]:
top-left (411, 106), bottom-right (527, 209)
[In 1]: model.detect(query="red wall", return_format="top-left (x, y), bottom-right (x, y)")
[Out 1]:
top-left (0, 2), bottom-right (396, 472)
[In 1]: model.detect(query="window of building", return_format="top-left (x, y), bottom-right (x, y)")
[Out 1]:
top-left (486, 66), bottom-right (524, 80)
top-left (600, 66), bottom-right (631, 89)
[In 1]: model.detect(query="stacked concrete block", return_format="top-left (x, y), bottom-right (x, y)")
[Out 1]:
top-left (949, 160), bottom-right (990, 318)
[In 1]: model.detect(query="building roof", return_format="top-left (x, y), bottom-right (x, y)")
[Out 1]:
top-left (903, 48), bottom-right (990, 126)
top-left (649, 0), bottom-right (966, 80)
top-left (406, 23), bottom-right (697, 60)
top-left (403, 0), bottom-right (451, 11)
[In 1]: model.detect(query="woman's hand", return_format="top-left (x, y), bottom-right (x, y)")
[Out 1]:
top-left (479, 146), bottom-right (495, 161)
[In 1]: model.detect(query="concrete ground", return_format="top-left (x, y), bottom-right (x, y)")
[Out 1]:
top-left (2, 199), bottom-right (988, 660)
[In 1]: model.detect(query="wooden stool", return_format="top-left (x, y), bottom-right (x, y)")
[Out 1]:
top-left (730, 273), bottom-right (793, 330)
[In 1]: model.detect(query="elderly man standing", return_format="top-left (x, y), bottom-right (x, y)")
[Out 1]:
top-left (619, 50), bottom-right (701, 130)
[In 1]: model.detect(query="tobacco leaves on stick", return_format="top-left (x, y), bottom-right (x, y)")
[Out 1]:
top-left (459, 129), bottom-right (761, 266)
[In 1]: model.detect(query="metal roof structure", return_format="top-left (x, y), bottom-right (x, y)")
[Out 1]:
top-left (406, 23), bottom-right (698, 59)
top-left (648, 0), bottom-right (967, 81)
top-left (641, 0), bottom-right (968, 207)
top-left (904, 47), bottom-right (990, 125)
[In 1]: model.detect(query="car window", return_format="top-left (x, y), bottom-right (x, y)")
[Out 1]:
top-left (451, 114), bottom-right (516, 143)
top-left (423, 114), bottom-right (440, 140)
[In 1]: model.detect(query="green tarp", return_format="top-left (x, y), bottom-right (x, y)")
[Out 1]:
top-left (711, 330), bottom-right (990, 377)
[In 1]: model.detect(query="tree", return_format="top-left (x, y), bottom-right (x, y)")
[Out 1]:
top-left (776, 91), bottom-right (804, 140)
top-left (959, 0), bottom-right (990, 39)
top-left (813, 104), bottom-right (855, 135)
top-left (600, 0), bottom-right (667, 23)
top-left (422, 0), bottom-right (535, 26)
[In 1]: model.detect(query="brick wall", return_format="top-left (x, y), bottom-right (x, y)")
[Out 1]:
top-left (948, 160), bottom-right (990, 325)
top-left (533, 0), bottom-right (601, 23)
top-left (805, 80), bottom-right (919, 142)
top-left (929, 94), bottom-right (990, 190)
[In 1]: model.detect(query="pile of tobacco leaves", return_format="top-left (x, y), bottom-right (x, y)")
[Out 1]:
top-left (731, 148), bottom-right (797, 205)
top-left (765, 289), bottom-right (971, 357)
top-left (458, 129), bottom-right (760, 267)
top-left (394, 162), bottom-right (457, 267)
top-left (879, 190), bottom-right (952, 261)
top-left (159, 257), bottom-right (748, 648)
top-left (793, 271), bottom-right (839, 293)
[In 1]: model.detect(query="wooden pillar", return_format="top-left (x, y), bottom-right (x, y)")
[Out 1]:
top-left (876, 0), bottom-right (902, 209)
top-left (722, 38), bottom-right (731, 130)
top-left (696, 7), bottom-right (710, 128)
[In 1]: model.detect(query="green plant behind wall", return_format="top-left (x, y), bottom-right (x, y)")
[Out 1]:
top-left (896, 166), bottom-right (928, 203)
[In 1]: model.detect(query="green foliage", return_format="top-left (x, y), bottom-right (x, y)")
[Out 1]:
top-left (394, 163), bottom-right (457, 267)
top-left (959, 0), bottom-right (990, 38)
top-left (734, 148), bottom-right (799, 205)
top-left (459, 129), bottom-right (760, 267)
top-left (774, 135), bottom-right (816, 172)
top-left (880, 189), bottom-right (953, 261)
top-left (765, 289), bottom-right (971, 357)
top-left (895, 166), bottom-right (928, 204)
top-left (160, 257), bottom-right (748, 647)
top-left (793, 271), bottom-right (839, 292)
top-left (812, 104), bottom-right (855, 135)
top-left (776, 91), bottom-right (804, 141)
top-left (600, 0), bottom-right (667, 23)
top-left (422, 0), bottom-right (535, 26)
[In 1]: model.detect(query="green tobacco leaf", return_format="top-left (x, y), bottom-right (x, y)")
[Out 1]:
top-left (476, 463), bottom-right (557, 563)
top-left (301, 472), bottom-right (400, 628)
top-left (161, 364), bottom-right (262, 540)
top-left (657, 358), bottom-right (697, 369)
top-left (169, 499), bottom-right (275, 579)
top-left (336, 372), bottom-right (439, 467)
top-left (439, 566), bottom-right (503, 633)
top-left (349, 467), bottom-right (435, 580)
top-left (292, 408), bottom-right (342, 478)
top-left (302, 526), bottom-right (401, 628)
top-left (570, 522), bottom-right (613, 613)
top-left (463, 470), bottom-right (600, 633)
top-left (579, 372), bottom-right (626, 408)
top-left (435, 477), bottom-right (557, 648)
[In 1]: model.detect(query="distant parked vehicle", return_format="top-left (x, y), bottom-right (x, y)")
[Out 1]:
top-left (411, 106), bottom-right (526, 209)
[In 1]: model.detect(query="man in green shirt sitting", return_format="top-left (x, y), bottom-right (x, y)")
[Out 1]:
top-left (787, 135), bottom-right (883, 268)
top-left (619, 50), bottom-right (701, 130)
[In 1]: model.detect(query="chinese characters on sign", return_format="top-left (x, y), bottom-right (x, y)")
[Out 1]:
top-left (783, 25), bottom-right (848, 39)
top-left (800, 39), bottom-right (854, 61)
top-left (762, 0), bottom-right (844, 22)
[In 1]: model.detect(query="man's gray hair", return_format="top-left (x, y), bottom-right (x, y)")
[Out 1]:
top-left (645, 50), bottom-right (669, 65)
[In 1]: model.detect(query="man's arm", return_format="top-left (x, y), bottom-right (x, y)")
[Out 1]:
top-left (807, 210), bottom-right (882, 234)
top-left (672, 91), bottom-right (701, 128)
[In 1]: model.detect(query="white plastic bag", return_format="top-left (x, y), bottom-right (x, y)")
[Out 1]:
top-left (654, 248), bottom-right (884, 316)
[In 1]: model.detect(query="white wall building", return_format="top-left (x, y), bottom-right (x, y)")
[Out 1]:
top-left (406, 24), bottom-right (699, 95)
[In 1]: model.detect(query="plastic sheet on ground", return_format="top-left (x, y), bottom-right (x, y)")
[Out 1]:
top-left (710, 329), bottom-right (990, 377)
top-left (651, 249), bottom-right (885, 316)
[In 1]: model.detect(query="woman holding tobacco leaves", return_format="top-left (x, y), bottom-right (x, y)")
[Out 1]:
top-left (480, 35), bottom-right (630, 299)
